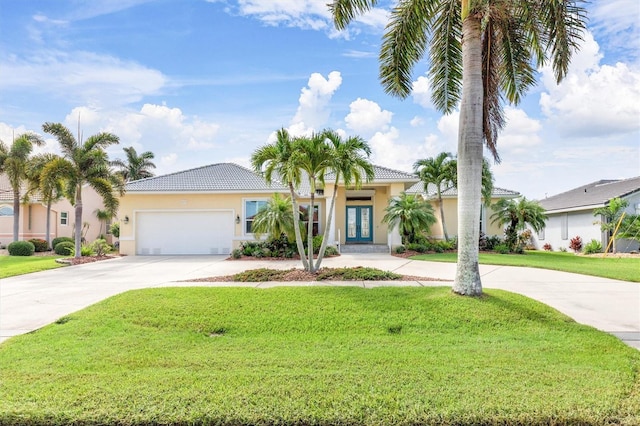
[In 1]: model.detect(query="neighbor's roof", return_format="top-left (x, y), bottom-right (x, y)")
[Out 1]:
top-left (406, 181), bottom-right (519, 198)
top-left (0, 174), bottom-right (44, 203)
top-left (125, 163), bottom-right (419, 194)
top-left (538, 176), bottom-right (640, 212)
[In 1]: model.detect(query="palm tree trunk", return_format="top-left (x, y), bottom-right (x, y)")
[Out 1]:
top-left (74, 184), bottom-right (83, 258)
top-left (307, 192), bottom-right (316, 273)
top-left (438, 192), bottom-right (449, 241)
top-left (289, 183), bottom-right (309, 271)
top-left (314, 178), bottom-right (339, 272)
top-left (45, 200), bottom-right (52, 248)
top-left (12, 189), bottom-right (20, 242)
top-left (453, 15), bottom-right (483, 296)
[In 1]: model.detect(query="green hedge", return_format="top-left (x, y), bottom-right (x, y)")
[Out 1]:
top-left (52, 237), bottom-right (74, 249)
top-left (8, 241), bottom-right (35, 256)
top-left (54, 241), bottom-right (75, 256)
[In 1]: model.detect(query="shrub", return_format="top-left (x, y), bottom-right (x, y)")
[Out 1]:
top-left (233, 268), bottom-right (288, 282)
top-left (90, 239), bottom-right (110, 256)
top-left (494, 243), bottom-right (510, 254)
top-left (312, 235), bottom-right (323, 254)
top-left (316, 267), bottom-right (402, 281)
top-left (52, 236), bottom-right (73, 249)
top-left (54, 241), bottom-right (75, 256)
top-left (323, 246), bottom-right (339, 256)
top-left (583, 239), bottom-right (602, 255)
top-left (28, 238), bottom-right (49, 252)
top-left (231, 249), bottom-right (242, 259)
top-left (559, 247), bottom-right (567, 252)
top-left (109, 222), bottom-right (120, 238)
top-left (485, 235), bottom-right (503, 251)
top-left (394, 245), bottom-right (406, 254)
top-left (543, 243), bottom-right (552, 251)
top-left (519, 229), bottom-right (535, 250)
top-left (569, 236), bottom-right (583, 253)
top-left (8, 241), bottom-right (35, 256)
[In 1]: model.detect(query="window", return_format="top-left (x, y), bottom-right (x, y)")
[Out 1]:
top-left (479, 205), bottom-right (485, 234)
top-left (300, 204), bottom-right (320, 236)
top-left (0, 206), bottom-right (13, 216)
top-left (538, 228), bottom-right (545, 240)
top-left (561, 213), bottom-right (568, 240)
top-left (245, 200), bottom-right (268, 234)
top-left (60, 211), bottom-right (69, 226)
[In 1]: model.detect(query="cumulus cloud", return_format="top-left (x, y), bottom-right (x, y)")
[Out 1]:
top-left (412, 76), bottom-right (433, 109)
top-left (538, 32), bottom-right (640, 138)
top-left (344, 98), bottom-right (393, 136)
top-left (290, 71), bottom-right (342, 133)
top-left (498, 108), bottom-right (543, 154)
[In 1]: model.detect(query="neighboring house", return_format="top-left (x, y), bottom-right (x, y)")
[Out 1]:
top-left (531, 177), bottom-right (640, 253)
top-left (118, 162), bottom-right (419, 255)
top-left (0, 174), bottom-right (109, 246)
top-left (406, 181), bottom-right (520, 239)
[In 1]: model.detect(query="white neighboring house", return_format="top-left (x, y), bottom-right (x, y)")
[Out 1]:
top-left (532, 177), bottom-right (640, 253)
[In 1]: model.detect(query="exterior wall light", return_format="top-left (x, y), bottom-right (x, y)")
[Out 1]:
top-left (123, 215), bottom-right (129, 224)
top-left (235, 215), bottom-right (241, 224)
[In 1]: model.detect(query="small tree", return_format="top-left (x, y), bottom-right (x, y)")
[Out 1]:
top-left (491, 197), bottom-right (547, 253)
top-left (382, 193), bottom-right (436, 245)
top-left (593, 197), bottom-right (629, 253)
top-left (616, 214), bottom-right (640, 245)
top-left (250, 193), bottom-right (299, 243)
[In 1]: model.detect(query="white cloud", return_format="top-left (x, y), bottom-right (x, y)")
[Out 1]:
top-left (290, 71), bottom-right (342, 133)
top-left (344, 98), bottom-right (393, 136)
top-left (368, 127), bottom-right (441, 172)
top-left (412, 76), bottom-right (433, 109)
top-left (539, 32), bottom-right (640, 138)
top-left (498, 108), bottom-right (543, 153)
top-left (410, 116), bottom-right (424, 127)
top-left (0, 51), bottom-right (167, 107)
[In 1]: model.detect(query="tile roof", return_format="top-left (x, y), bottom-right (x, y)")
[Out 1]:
top-left (125, 163), bottom-right (288, 193)
top-left (0, 174), bottom-right (43, 203)
top-left (406, 180), bottom-right (519, 198)
top-left (125, 163), bottom-right (419, 194)
top-left (538, 176), bottom-right (640, 212)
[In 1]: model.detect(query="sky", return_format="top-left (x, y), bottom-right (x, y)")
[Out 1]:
top-left (0, 0), bottom-right (638, 200)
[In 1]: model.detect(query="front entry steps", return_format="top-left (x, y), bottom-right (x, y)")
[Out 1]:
top-left (340, 244), bottom-right (390, 254)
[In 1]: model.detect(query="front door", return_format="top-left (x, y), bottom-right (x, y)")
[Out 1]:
top-left (346, 206), bottom-right (373, 243)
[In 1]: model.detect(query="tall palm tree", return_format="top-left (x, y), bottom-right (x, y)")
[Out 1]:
top-left (25, 153), bottom-right (64, 248)
top-left (414, 152), bottom-right (455, 241)
top-left (250, 193), bottom-right (298, 242)
top-left (315, 129), bottom-right (374, 270)
top-left (251, 128), bottom-right (309, 270)
top-left (490, 197), bottom-right (547, 252)
top-left (330, 0), bottom-right (586, 296)
top-left (41, 122), bottom-right (122, 258)
top-left (593, 197), bottom-right (629, 253)
top-left (382, 192), bottom-right (437, 245)
top-left (0, 133), bottom-right (45, 241)
top-left (112, 146), bottom-right (156, 182)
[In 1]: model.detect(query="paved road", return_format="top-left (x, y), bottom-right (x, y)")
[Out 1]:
top-left (1, 254), bottom-right (638, 348)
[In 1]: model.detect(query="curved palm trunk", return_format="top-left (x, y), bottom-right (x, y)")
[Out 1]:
top-left (74, 184), bottom-right (83, 258)
top-left (12, 189), bottom-right (20, 242)
top-left (45, 200), bottom-right (52, 248)
top-left (307, 191), bottom-right (316, 273)
top-left (453, 15), bottom-right (483, 296)
top-left (437, 191), bottom-right (449, 241)
top-left (289, 183), bottom-right (309, 271)
top-left (314, 178), bottom-right (339, 272)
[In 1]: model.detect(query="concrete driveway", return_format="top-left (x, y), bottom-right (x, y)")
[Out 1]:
top-left (1, 254), bottom-right (638, 348)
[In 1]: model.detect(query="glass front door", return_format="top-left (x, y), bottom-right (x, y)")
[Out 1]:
top-left (346, 206), bottom-right (373, 243)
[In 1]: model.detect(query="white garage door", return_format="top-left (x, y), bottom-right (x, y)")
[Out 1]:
top-left (136, 211), bottom-right (233, 255)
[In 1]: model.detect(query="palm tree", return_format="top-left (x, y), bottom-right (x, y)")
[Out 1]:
top-left (251, 128), bottom-right (309, 270)
top-left (41, 122), bottom-right (122, 258)
top-left (593, 197), bottom-right (629, 253)
top-left (112, 146), bottom-right (156, 182)
top-left (382, 192), bottom-right (437, 245)
top-left (330, 1), bottom-right (586, 295)
top-left (25, 153), bottom-right (64, 248)
top-left (250, 193), bottom-right (298, 242)
top-left (315, 129), bottom-right (374, 270)
top-left (490, 197), bottom-right (547, 252)
top-left (0, 133), bottom-right (45, 241)
top-left (414, 152), bottom-right (455, 241)
top-left (94, 208), bottom-right (112, 238)
top-left (447, 156), bottom-right (495, 205)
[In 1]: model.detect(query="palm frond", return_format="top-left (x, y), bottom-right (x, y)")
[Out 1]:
top-left (329, 0), bottom-right (379, 30)
top-left (429, 0), bottom-right (462, 113)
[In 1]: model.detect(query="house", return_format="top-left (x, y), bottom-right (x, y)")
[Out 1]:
top-left (406, 181), bottom-right (520, 239)
top-left (0, 174), bottom-right (110, 247)
top-left (531, 177), bottom-right (640, 252)
top-left (118, 162), bottom-right (522, 256)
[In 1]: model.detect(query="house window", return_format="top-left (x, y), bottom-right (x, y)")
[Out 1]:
top-left (538, 228), bottom-right (545, 240)
top-left (300, 204), bottom-right (320, 236)
top-left (28, 205), bottom-right (32, 230)
top-left (245, 200), bottom-right (268, 234)
top-left (561, 213), bottom-right (568, 240)
top-left (479, 205), bottom-right (485, 234)
top-left (0, 206), bottom-right (13, 216)
top-left (60, 211), bottom-right (69, 226)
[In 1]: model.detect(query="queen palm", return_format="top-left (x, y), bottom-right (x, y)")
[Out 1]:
top-left (330, 0), bottom-right (586, 295)
top-left (42, 122), bottom-right (122, 258)
top-left (382, 192), bottom-right (437, 245)
top-left (414, 152), bottom-right (455, 241)
top-left (490, 197), bottom-right (547, 252)
top-left (112, 146), bottom-right (156, 182)
top-left (25, 153), bottom-right (64, 248)
top-left (0, 133), bottom-right (45, 241)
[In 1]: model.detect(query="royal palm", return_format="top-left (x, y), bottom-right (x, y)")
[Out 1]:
top-left (330, 0), bottom-right (586, 295)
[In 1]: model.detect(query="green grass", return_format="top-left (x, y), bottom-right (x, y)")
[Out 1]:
top-left (0, 255), bottom-right (65, 278)
top-left (1, 287), bottom-right (638, 425)
top-left (410, 250), bottom-right (640, 282)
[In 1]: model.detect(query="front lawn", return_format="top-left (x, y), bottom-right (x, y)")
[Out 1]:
top-left (0, 254), bottom-right (65, 279)
top-left (410, 251), bottom-right (640, 282)
top-left (1, 287), bottom-right (638, 425)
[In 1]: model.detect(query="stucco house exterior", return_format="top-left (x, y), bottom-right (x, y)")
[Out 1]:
top-left (406, 181), bottom-right (520, 240)
top-left (531, 177), bottom-right (640, 253)
top-left (118, 162), bottom-right (521, 256)
top-left (0, 174), bottom-right (111, 247)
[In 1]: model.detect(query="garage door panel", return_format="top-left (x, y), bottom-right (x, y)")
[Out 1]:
top-left (136, 211), bottom-right (233, 255)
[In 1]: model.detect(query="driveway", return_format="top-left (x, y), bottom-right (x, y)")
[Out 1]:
top-left (1, 254), bottom-right (638, 348)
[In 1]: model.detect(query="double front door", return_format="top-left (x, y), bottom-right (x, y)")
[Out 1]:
top-left (346, 206), bottom-right (373, 243)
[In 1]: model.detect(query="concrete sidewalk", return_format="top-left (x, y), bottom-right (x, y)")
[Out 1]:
top-left (1, 254), bottom-right (638, 348)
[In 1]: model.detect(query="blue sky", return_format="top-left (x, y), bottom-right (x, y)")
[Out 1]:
top-left (1, 0), bottom-right (638, 199)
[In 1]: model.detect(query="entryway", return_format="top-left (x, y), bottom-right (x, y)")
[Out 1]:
top-left (346, 206), bottom-right (373, 243)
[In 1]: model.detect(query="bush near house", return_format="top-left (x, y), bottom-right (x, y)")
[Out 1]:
top-left (54, 241), bottom-right (75, 256)
top-left (51, 237), bottom-right (74, 249)
top-left (583, 239), bottom-right (603, 255)
top-left (569, 236), bottom-right (583, 253)
top-left (543, 243), bottom-right (553, 251)
top-left (28, 238), bottom-right (50, 252)
top-left (7, 241), bottom-right (35, 256)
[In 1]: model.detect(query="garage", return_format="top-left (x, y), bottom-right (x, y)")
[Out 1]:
top-left (136, 211), bottom-right (233, 255)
